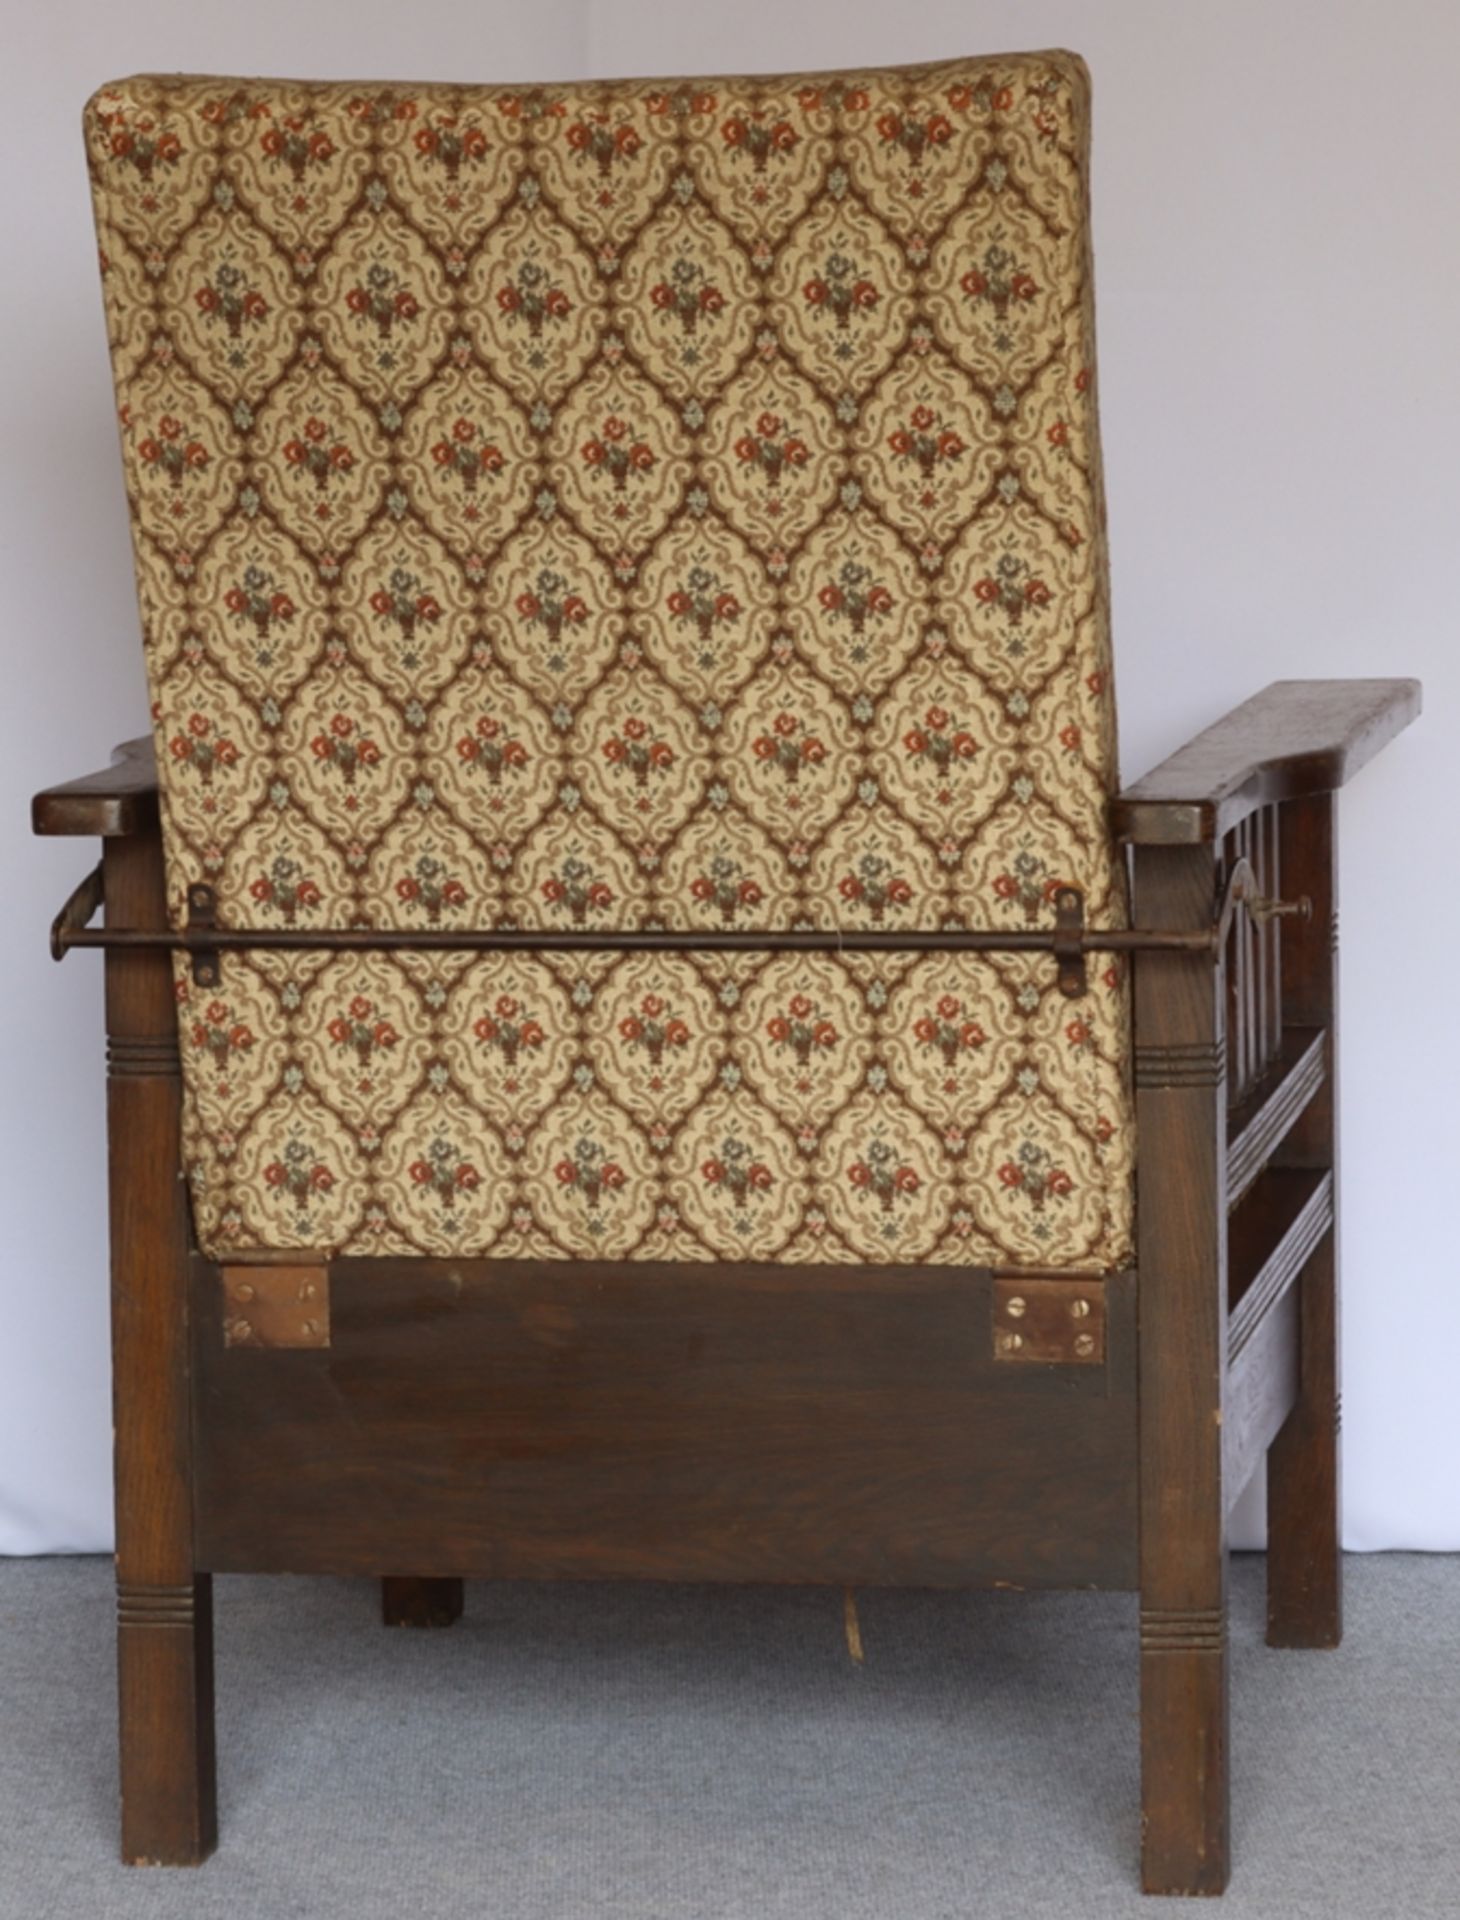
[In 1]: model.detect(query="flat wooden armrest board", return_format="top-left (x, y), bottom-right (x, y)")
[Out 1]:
top-left (1114, 678), bottom-right (1422, 843)
top-left (32, 736), bottom-right (159, 837)
top-left (41, 49), bottom-right (1419, 1894)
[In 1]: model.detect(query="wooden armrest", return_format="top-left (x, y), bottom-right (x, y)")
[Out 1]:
top-left (1113, 679), bottom-right (1421, 845)
top-left (31, 736), bottom-right (159, 838)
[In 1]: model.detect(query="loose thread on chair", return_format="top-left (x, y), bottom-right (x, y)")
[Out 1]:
top-left (843, 1588), bottom-right (865, 1667)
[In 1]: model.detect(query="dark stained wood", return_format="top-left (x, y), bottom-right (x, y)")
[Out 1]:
top-left (1226, 815), bottom-right (1257, 1100)
top-left (1266, 793), bottom-right (1343, 1649)
top-left (192, 1258), bottom-right (1140, 1592)
top-left (45, 682), bottom-right (1417, 1885)
top-left (1132, 842), bottom-right (1230, 1896)
top-left (1227, 1169), bottom-right (1333, 1357)
top-left (1226, 1027), bottom-right (1326, 1209)
top-left (1221, 804), bottom-right (1287, 1106)
top-left (104, 823), bottom-right (215, 1865)
top-left (1263, 803), bottom-right (1284, 1061)
top-left (381, 1578), bottom-right (465, 1628)
top-left (1114, 679), bottom-right (1420, 845)
top-left (33, 736), bottom-right (158, 838)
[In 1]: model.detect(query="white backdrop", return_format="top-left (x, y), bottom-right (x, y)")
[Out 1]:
top-left (3, 0), bottom-right (1453, 1555)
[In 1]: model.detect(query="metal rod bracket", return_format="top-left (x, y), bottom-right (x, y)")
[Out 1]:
top-left (187, 883), bottom-right (220, 989)
top-left (1053, 887), bottom-right (1088, 999)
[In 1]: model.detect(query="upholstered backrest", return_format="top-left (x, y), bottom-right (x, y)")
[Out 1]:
top-left (86, 53), bottom-right (1134, 1271)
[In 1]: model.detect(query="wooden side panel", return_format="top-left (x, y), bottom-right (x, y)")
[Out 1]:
top-left (105, 828), bottom-right (216, 1866)
top-left (192, 1259), bottom-right (1139, 1592)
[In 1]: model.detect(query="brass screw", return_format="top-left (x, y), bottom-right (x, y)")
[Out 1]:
top-left (301, 1281), bottom-right (317, 1301)
top-left (1069, 1297), bottom-right (1090, 1319)
top-left (234, 1282), bottom-right (255, 1303)
top-left (302, 1319), bottom-right (319, 1338)
top-left (230, 1318), bottom-right (252, 1340)
top-left (1073, 1333), bottom-right (1095, 1358)
top-left (1006, 1295), bottom-right (1027, 1319)
top-left (998, 1331), bottom-right (1024, 1355)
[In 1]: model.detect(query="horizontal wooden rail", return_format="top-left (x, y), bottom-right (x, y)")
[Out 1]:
top-left (1223, 1166), bottom-right (1333, 1501)
top-left (1228, 1168), bottom-right (1334, 1365)
top-left (1226, 1028), bottom-right (1327, 1209)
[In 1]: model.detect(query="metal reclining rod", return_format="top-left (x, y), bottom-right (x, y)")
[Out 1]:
top-left (51, 871), bottom-right (1303, 999)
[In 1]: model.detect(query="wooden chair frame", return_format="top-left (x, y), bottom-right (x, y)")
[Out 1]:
top-left (34, 675), bottom-right (1418, 1893)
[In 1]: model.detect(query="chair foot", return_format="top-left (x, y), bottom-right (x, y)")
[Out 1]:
top-left (381, 1577), bottom-right (464, 1627)
top-left (117, 1575), bottom-right (217, 1865)
top-left (1140, 1617), bottom-right (1230, 1896)
top-left (1265, 1521), bottom-right (1342, 1651)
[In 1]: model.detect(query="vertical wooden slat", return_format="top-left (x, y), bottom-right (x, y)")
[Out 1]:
top-left (1228, 823), bottom-right (1242, 1102)
top-left (105, 827), bottom-right (216, 1865)
top-left (1267, 792), bottom-right (1342, 1647)
top-left (1243, 817), bottom-right (1258, 1097)
top-left (1133, 842), bottom-right (1230, 1896)
top-left (1266, 804), bottom-right (1284, 1063)
top-left (1252, 809), bottom-right (1270, 1081)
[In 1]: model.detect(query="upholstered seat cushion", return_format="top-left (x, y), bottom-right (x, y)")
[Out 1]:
top-left (86, 51), bottom-right (1134, 1269)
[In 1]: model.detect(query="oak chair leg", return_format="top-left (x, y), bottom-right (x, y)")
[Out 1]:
top-left (1267, 793), bottom-right (1343, 1649)
top-left (1134, 844), bottom-right (1231, 1896)
top-left (381, 1578), bottom-right (465, 1627)
top-left (106, 829), bottom-right (217, 1864)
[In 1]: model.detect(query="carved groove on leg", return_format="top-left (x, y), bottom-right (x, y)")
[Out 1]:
top-left (1140, 1607), bottom-right (1227, 1655)
top-left (117, 1582), bottom-right (197, 1629)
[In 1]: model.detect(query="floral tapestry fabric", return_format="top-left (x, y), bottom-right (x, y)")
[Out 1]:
top-left (85, 51), bottom-right (1135, 1269)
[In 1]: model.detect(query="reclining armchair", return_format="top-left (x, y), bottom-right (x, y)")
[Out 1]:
top-left (36, 51), bottom-right (1418, 1894)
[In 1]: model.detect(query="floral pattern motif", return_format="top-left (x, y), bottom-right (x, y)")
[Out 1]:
top-left (87, 54), bottom-right (1132, 1270)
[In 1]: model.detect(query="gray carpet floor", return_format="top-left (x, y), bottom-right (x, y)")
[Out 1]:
top-left (0, 1554), bottom-right (1454, 1918)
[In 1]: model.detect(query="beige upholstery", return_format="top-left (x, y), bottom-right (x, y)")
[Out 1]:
top-left (85, 52), bottom-right (1134, 1268)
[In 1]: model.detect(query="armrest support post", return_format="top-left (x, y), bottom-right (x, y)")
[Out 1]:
top-left (1131, 839), bottom-right (1231, 1894)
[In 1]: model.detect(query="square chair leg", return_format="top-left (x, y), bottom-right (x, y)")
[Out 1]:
top-left (105, 830), bottom-right (217, 1863)
top-left (1134, 843), bottom-right (1232, 1895)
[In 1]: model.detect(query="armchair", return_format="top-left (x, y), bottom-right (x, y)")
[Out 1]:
top-left (37, 52), bottom-right (1418, 1893)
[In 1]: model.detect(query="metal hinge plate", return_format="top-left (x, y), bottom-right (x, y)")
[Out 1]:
top-left (992, 1276), bottom-right (1105, 1364)
top-left (222, 1262), bottom-right (330, 1349)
